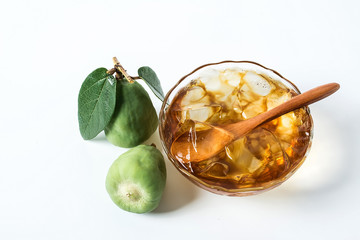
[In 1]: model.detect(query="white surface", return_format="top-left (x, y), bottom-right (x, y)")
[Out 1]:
top-left (1, 0), bottom-right (360, 239)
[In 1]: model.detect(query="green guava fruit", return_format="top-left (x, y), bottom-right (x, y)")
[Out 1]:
top-left (104, 80), bottom-right (158, 148)
top-left (105, 145), bottom-right (166, 213)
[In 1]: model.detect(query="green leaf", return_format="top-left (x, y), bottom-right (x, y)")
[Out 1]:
top-left (138, 66), bottom-right (165, 102)
top-left (78, 68), bottom-right (117, 140)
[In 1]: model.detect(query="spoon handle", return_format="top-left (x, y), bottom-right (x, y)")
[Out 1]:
top-left (254, 82), bottom-right (339, 125)
top-left (227, 83), bottom-right (340, 138)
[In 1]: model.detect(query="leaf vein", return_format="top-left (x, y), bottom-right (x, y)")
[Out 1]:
top-left (81, 77), bottom-right (110, 134)
top-left (80, 77), bottom-right (108, 96)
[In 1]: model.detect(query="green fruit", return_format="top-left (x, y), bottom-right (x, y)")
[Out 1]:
top-left (105, 80), bottom-right (158, 148)
top-left (105, 145), bottom-right (166, 213)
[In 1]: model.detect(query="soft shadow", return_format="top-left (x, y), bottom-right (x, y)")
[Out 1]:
top-left (249, 107), bottom-right (354, 202)
top-left (286, 108), bottom-right (350, 196)
top-left (91, 132), bottom-right (107, 142)
top-left (152, 159), bottom-right (198, 213)
top-left (144, 130), bottom-right (199, 213)
top-left (153, 161), bottom-right (198, 213)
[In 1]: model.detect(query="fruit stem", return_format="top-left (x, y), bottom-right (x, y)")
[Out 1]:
top-left (115, 72), bottom-right (122, 80)
top-left (112, 57), bottom-right (134, 83)
top-left (106, 68), bottom-right (116, 75)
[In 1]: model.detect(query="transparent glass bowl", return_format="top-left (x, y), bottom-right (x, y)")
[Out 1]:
top-left (159, 61), bottom-right (313, 196)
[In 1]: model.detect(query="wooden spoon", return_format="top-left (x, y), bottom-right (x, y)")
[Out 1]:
top-left (170, 83), bottom-right (340, 163)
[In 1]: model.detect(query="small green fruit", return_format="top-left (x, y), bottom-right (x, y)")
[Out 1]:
top-left (105, 145), bottom-right (166, 213)
top-left (105, 80), bottom-right (158, 148)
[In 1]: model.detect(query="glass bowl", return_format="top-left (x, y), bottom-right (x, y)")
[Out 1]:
top-left (159, 61), bottom-right (313, 196)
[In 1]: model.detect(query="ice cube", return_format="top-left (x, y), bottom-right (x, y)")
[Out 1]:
top-left (199, 68), bottom-right (221, 92)
top-left (276, 112), bottom-right (298, 137)
top-left (280, 113), bottom-right (296, 128)
top-left (199, 161), bottom-right (230, 178)
top-left (179, 104), bottom-right (222, 123)
top-left (245, 128), bottom-right (287, 166)
top-left (216, 84), bottom-right (236, 102)
top-left (231, 95), bottom-right (243, 114)
top-left (243, 71), bottom-right (272, 96)
top-left (239, 83), bottom-right (255, 102)
top-left (225, 138), bottom-right (246, 162)
top-left (247, 157), bottom-right (264, 173)
top-left (266, 90), bottom-right (292, 110)
top-left (199, 68), bottom-right (236, 101)
top-left (225, 138), bottom-right (264, 174)
top-left (241, 98), bottom-right (266, 119)
top-left (180, 86), bottom-right (208, 107)
top-left (221, 69), bottom-right (242, 87)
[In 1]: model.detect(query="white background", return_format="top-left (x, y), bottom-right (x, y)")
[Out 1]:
top-left (1, 0), bottom-right (359, 239)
